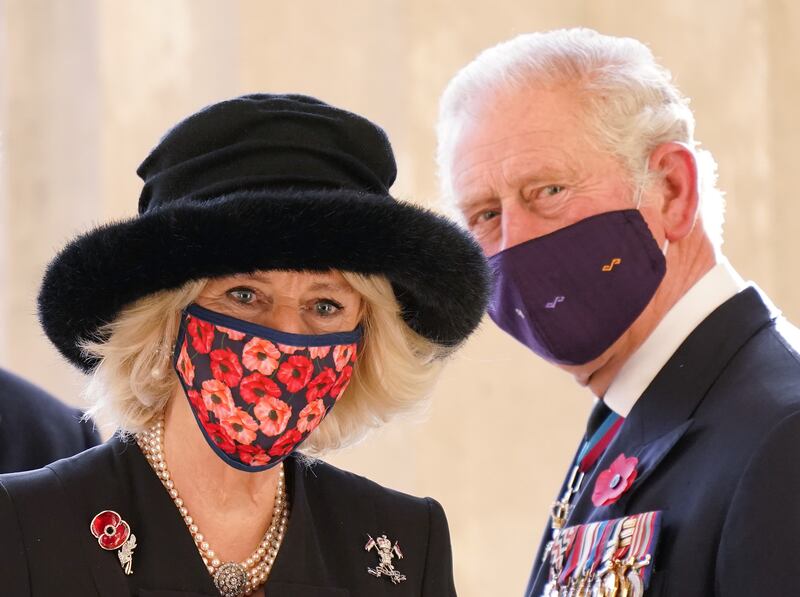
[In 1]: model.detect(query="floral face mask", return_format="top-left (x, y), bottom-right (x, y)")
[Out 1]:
top-left (173, 304), bottom-right (361, 471)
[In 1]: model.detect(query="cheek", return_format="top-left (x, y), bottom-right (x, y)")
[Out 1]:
top-left (637, 207), bottom-right (668, 244)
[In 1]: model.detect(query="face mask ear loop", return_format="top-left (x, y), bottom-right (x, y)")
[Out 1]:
top-left (634, 159), bottom-right (650, 210)
top-left (634, 160), bottom-right (668, 258)
top-left (634, 186), bottom-right (644, 210)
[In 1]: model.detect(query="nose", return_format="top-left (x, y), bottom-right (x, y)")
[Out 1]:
top-left (257, 304), bottom-right (309, 335)
top-left (498, 199), bottom-right (551, 253)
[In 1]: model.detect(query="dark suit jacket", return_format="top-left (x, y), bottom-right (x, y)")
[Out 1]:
top-left (0, 435), bottom-right (456, 596)
top-left (0, 367), bottom-right (100, 473)
top-left (527, 288), bottom-right (800, 596)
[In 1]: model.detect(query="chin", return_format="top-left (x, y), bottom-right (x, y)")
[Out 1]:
top-left (560, 351), bottom-right (615, 393)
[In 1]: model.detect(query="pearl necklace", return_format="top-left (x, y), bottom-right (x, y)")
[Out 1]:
top-left (137, 417), bottom-right (289, 597)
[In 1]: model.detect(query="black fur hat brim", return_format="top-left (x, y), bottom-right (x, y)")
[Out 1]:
top-left (38, 189), bottom-right (490, 371)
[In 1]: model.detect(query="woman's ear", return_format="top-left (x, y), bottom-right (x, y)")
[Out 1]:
top-left (649, 142), bottom-right (699, 242)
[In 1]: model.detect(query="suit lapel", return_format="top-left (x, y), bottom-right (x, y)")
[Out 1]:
top-left (570, 287), bottom-right (774, 522)
top-left (530, 288), bottom-right (775, 594)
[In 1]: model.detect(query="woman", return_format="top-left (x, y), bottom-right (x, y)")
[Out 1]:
top-left (0, 94), bottom-right (489, 596)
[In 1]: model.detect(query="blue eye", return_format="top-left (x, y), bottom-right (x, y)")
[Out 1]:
top-left (228, 288), bottom-right (256, 304)
top-left (478, 210), bottom-right (500, 222)
top-left (314, 300), bottom-right (342, 317)
top-left (541, 185), bottom-right (565, 197)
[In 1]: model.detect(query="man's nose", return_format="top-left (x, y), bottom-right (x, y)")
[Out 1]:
top-left (499, 199), bottom-right (550, 252)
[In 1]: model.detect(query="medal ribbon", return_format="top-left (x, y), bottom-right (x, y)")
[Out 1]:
top-left (573, 520), bottom-right (602, 583)
top-left (576, 411), bottom-right (624, 472)
top-left (585, 519), bottom-right (613, 577)
top-left (627, 511), bottom-right (662, 586)
top-left (549, 526), bottom-right (579, 584)
top-left (547, 410), bottom-right (623, 535)
top-left (558, 524), bottom-right (586, 585)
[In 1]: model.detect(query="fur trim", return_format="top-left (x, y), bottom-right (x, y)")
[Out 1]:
top-left (38, 189), bottom-right (490, 371)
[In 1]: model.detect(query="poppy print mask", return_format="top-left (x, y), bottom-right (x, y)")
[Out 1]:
top-left (173, 303), bottom-right (361, 472)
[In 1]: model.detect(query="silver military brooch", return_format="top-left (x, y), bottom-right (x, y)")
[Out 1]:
top-left (365, 534), bottom-right (406, 585)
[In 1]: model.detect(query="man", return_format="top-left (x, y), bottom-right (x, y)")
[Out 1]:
top-left (0, 367), bottom-right (99, 472)
top-left (437, 29), bottom-right (800, 596)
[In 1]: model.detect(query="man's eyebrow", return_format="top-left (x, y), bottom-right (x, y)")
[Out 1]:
top-left (458, 193), bottom-right (498, 214)
top-left (506, 164), bottom-right (576, 188)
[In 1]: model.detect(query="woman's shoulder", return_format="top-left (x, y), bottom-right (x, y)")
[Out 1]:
top-left (286, 456), bottom-right (456, 595)
top-left (0, 439), bottom-right (122, 496)
top-left (0, 441), bottom-right (130, 596)
top-left (291, 455), bottom-right (446, 518)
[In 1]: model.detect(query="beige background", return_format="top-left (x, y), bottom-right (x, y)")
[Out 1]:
top-left (1, 1), bottom-right (799, 595)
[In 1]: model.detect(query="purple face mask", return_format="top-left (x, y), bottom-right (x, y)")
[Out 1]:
top-left (487, 209), bottom-right (666, 365)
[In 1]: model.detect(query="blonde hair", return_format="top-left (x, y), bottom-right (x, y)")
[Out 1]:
top-left (437, 28), bottom-right (725, 248)
top-left (81, 272), bottom-right (448, 455)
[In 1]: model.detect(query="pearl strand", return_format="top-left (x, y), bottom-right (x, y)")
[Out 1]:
top-left (136, 417), bottom-right (289, 596)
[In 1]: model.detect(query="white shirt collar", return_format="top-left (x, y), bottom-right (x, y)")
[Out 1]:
top-left (603, 260), bottom-right (747, 417)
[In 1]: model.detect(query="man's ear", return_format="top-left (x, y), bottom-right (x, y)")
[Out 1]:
top-left (649, 142), bottom-right (699, 242)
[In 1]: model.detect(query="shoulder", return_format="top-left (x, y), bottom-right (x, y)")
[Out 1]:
top-left (0, 440), bottom-right (132, 545)
top-left (0, 442), bottom-right (126, 596)
top-left (717, 316), bottom-right (800, 413)
top-left (0, 440), bottom-right (120, 500)
top-left (287, 456), bottom-right (455, 594)
top-left (293, 455), bottom-right (442, 515)
top-left (0, 367), bottom-right (77, 420)
top-left (290, 455), bottom-right (450, 541)
top-left (0, 368), bottom-right (100, 472)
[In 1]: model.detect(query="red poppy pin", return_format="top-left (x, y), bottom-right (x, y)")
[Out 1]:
top-left (90, 510), bottom-right (137, 574)
top-left (592, 453), bottom-right (639, 507)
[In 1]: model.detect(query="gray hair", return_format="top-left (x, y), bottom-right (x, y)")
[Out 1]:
top-left (436, 28), bottom-right (725, 248)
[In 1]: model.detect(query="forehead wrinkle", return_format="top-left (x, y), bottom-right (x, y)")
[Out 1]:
top-left (307, 281), bottom-right (357, 294)
top-left (226, 271), bottom-right (355, 293)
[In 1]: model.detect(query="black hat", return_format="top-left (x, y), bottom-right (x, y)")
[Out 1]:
top-left (38, 94), bottom-right (490, 371)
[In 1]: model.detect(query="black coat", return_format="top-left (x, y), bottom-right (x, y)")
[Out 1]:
top-left (526, 288), bottom-right (800, 596)
top-left (0, 435), bottom-right (456, 596)
top-left (0, 367), bottom-right (99, 473)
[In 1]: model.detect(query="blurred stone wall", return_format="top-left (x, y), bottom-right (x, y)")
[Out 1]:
top-left (1, 1), bottom-right (798, 594)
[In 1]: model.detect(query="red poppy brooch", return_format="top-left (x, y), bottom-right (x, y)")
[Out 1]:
top-left (592, 453), bottom-right (639, 507)
top-left (90, 510), bottom-right (137, 574)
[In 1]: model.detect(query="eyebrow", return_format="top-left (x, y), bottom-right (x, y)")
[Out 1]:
top-left (457, 163), bottom-right (578, 212)
top-left (308, 281), bottom-right (357, 294)
top-left (458, 193), bottom-right (498, 214)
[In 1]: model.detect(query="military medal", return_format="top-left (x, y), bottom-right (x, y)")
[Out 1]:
top-left (90, 510), bottom-right (137, 575)
top-left (365, 534), bottom-right (406, 585)
top-left (542, 411), bottom-right (624, 595)
top-left (541, 511), bottom-right (661, 597)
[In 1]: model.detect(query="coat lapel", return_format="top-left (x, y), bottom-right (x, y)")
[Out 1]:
top-left (530, 288), bottom-right (775, 594)
top-left (570, 287), bottom-right (774, 522)
top-left (55, 437), bottom-right (219, 596)
top-left (52, 437), bottom-right (356, 595)
top-left (267, 457), bottom-right (351, 595)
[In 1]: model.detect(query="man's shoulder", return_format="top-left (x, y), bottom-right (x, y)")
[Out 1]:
top-left (723, 315), bottom-right (800, 407)
top-left (0, 367), bottom-right (78, 420)
top-left (0, 368), bottom-right (100, 472)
